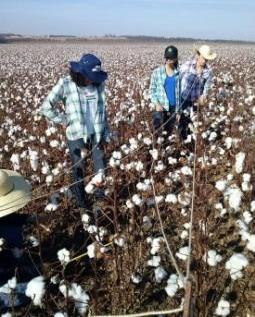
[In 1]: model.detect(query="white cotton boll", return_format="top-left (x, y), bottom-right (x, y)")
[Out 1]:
top-left (135, 161), bottom-right (144, 172)
top-left (208, 131), bottom-right (217, 142)
top-left (10, 153), bottom-right (20, 170)
top-left (8, 276), bottom-right (17, 289)
top-left (225, 253), bottom-right (248, 280)
top-left (126, 199), bottom-right (134, 209)
top-left (154, 266), bottom-right (168, 283)
top-left (131, 273), bottom-right (142, 284)
top-left (215, 179), bottom-right (227, 192)
top-left (87, 243), bottom-right (96, 258)
top-left (154, 161), bottom-right (165, 172)
top-left (239, 126), bottom-right (244, 132)
top-left (54, 313), bottom-right (67, 317)
top-left (178, 192), bottom-right (191, 206)
top-left (220, 209), bottom-right (227, 217)
top-left (165, 177), bottom-right (172, 186)
top-left (40, 136), bottom-right (46, 144)
top-left (147, 255), bottom-right (161, 267)
top-left (143, 137), bottom-right (152, 145)
top-left (29, 236), bottom-right (39, 247)
top-left (215, 203), bottom-right (223, 210)
top-left (132, 194), bottom-right (143, 206)
top-left (247, 235), bottom-right (255, 252)
top-left (203, 250), bottom-right (222, 267)
top-left (224, 137), bottom-right (232, 150)
top-left (50, 140), bottom-right (60, 148)
top-left (57, 248), bottom-right (70, 265)
top-left (225, 187), bottom-right (242, 212)
top-left (235, 152), bottom-right (245, 174)
top-left (46, 174), bottom-right (53, 186)
top-left (143, 216), bottom-right (152, 229)
top-left (150, 237), bottom-right (164, 255)
top-left (165, 274), bottom-right (178, 297)
top-left (25, 276), bottom-right (45, 307)
top-left (211, 158), bottom-right (217, 165)
top-left (168, 157), bottom-right (177, 165)
top-left (227, 174), bottom-right (233, 181)
top-left (129, 138), bottom-right (138, 151)
top-left (114, 235), bottom-right (126, 247)
top-left (45, 202), bottom-right (58, 212)
top-left (176, 246), bottom-right (190, 261)
top-left (243, 173), bottom-right (251, 182)
top-left (91, 171), bottom-right (104, 186)
top-left (85, 182), bottom-right (95, 194)
top-left (2, 313), bottom-right (12, 317)
top-left (215, 299), bottom-right (230, 316)
top-left (112, 151), bottom-right (122, 160)
top-left (29, 150), bottom-right (39, 171)
top-left (180, 230), bottom-right (188, 240)
top-left (251, 200), bottom-right (255, 212)
top-left (165, 194), bottom-right (177, 204)
top-left (87, 225), bottom-right (97, 234)
top-left (109, 157), bottom-right (120, 167)
top-left (149, 149), bottom-right (158, 160)
top-left (81, 214), bottom-right (91, 224)
top-left (120, 144), bottom-right (130, 155)
top-left (242, 182), bottom-right (251, 192)
top-left (180, 166), bottom-right (193, 176)
top-left (155, 195), bottom-right (164, 204)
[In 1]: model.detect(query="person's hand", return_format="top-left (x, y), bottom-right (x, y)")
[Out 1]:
top-left (156, 104), bottom-right (164, 111)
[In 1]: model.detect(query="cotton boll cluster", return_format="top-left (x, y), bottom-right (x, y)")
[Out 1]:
top-left (147, 255), bottom-right (161, 267)
top-left (25, 276), bottom-right (45, 307)
top-left (59, 282), bottom-right (89, 315)
top-left (224, 186), bottom-right (242, 212)
top-left (176, 246), bottom-right (190, 261)
top-left (225, 253), bottom-right (248, 280)
top-left (215, 179), bottom-right (228, 192)
top-left (165, 193), bottom-right (177, 204)
top-left (235, 152), bottom-right (246, 174)
top-left (131, 273), bottom-right (142, 284)
top-left (149, 149), bottom-right (158, 160)
top-left (10, 153), bottom-right (20, 170)
top-left (57, 248), bottom-right (70, 266)
top-left (132, 194), bottom-right (143, 207)
top-left (29, 149), bottom-right (39, 171)
top-left (203, 250), bottom-right (222, 266)
top-left (180, 166), bottom-right (193, 176)
top-left (178, 192), bottom-right (191, 206)
top-left (165, 274), bottom-right (184, 297)
top-left (154, 266), bottom-right (168, 283)
top-left (136, 179), bottom-right (151, 192)
top-left (215, 299), bottom-right (230, 316)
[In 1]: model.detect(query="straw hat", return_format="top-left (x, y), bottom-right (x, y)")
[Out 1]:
top-left (0, 169), bottom-right (32, 218)
top-left (196, 45), bottom-right (217, 60)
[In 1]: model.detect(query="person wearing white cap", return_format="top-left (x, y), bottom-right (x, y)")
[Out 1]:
top-left (0, 169), bottom-right (34, 310)
top-left (179, 44), bottom-right (217, 140)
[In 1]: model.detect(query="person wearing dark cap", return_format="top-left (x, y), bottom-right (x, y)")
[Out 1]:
top-left (149, 45), bottom-right (181, 139)
top-left (40, 54), bottom-right (109, 211)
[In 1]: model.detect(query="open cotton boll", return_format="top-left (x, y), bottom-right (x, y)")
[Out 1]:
top-left (178, 192), bottom-right (191, 206)
top-left (49, 140), bottom-right (60, 148)
top-left (242, 181), bottom-right (251, 192)
top-left (225, 253), bottom-right (248, 280)
top-left (87, 243), bottom-right (96, 258)
top-left (91, 170), bottom-right (105, 186)
top-left (243, 173), bottom-right (251, 182)
top-left (246, 235), bottom-right (255, 252)
top-left (45, 202), bottom-right (58, 212)
top-left (57, 248), bottom-right (70, 265)
top-left (2, 313), bottom-right (12, 317)
top-left (46, 174), bottom-right (53, 186)
top-left (29, 235), bottom-right (39, 247)
top-left (147, 255), bottom-right (161, 267)
top-left (154, 266), bottom-right (168, 283)
top-left (132, 194), bottom-right (143, 206)
top-left (29, 150), bottom-right (39, 171)
top-left (176, 246), bottom-right (190, 261)
top-left (7, 276), bottom-right (17, 289)
top-left (149, 149), bottom-right (159, 160)
top-left (215, 299), bottom-right (230, 316)
top-left (215, 179), bottom-right (228, 192)
top-left (208, 131), bottom-right (217, 142)
top-left (224, 137), bottom-right (233, 150)
top-left (180, 230), bottom-right (189, 240)
top-left (85, 182), bottom-right (95, 194)
top-left (131, 273), bottom-right (142, 284)
top-left (224, 186), bottom-right (242, 212)
top-left (135, 161), bottom-right (144, 172)
top-left (25, 276), bottom-right (45, 307)
top-left (243, 211), bottom-right (253, 224)
top-left (143, 137), bottom-right (152, 146)
top-left (203, 250), bottom-right (222, 267)
top-left (150, 237), bottom-right (164, 255)
top-left (165, 193), bottom-right (177, 204)
top-left (180, 166), bottom-right (193, 176)
top-left (251, 200), bottom-right (255, 212)
top-left (114, 235), bottom-right (126, 247)
top-left (165, 274), bottom-right (178, 297)
top-left (154, 161), bottom-right (165, 172)
top-left (54, 313), bottom-right (67, 317)
top-left (235, 152), bottom-right (246, 174)
top-left (10, 153), bottom-right (20, 170)
top-left (126, 199), bottom-right (134, 209)
top-left (168, 157), bottom-right (177, 165)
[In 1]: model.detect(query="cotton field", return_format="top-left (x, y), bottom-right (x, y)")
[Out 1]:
top-left (1, 40), bottom-right (255, 316)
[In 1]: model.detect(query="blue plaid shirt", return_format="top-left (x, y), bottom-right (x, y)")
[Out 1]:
top-left (149, 66), bottom-right (181, 112)
top-left (180, 59), bottom-right (213, 103)
top-left (40, 76), bottom-right (109, 143)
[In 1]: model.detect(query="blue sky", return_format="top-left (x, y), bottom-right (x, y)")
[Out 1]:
top-left (0, 0), bottom-right (254, 41)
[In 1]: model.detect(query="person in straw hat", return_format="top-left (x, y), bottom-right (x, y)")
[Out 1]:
top-left (0, 169), bottom-right (36, 309)
top-left (178, 44), bottom-right (217, 140)
top-left (40, 54), bottom-right (110, 214)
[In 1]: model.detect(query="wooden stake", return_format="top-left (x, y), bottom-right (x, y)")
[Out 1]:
top-left (183, 280), bottom-right (192, 317)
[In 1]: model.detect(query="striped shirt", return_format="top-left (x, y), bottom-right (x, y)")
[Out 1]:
top-left (149, 66), bottom-right (181, 112)
top-left (180, 59), bottom-right (213, 103)
top-left (40, 76), bottom-right (109, 143)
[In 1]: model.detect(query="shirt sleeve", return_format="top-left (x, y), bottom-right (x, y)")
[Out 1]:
top-left (40, 78), bottom-right (67, 124)
top-left (149, 69), bottom-right (159, 105)
top-left (203, 70), bottom-right (213, 97)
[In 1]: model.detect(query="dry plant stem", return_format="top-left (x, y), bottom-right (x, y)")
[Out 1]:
top-left (150, 173), bottom-right (183, 280)
top-left (90, 306), bottom-right (183, 317)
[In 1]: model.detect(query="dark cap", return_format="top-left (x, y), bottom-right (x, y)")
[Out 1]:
top-left (164, 46), bottom-right (178, 60)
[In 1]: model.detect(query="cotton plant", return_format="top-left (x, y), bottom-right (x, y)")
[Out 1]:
top-left (57, 248), bottom-right (70, 266)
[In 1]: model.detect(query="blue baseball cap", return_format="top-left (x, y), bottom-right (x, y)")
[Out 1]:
top-left (70, 54), bottom-right (108, 84)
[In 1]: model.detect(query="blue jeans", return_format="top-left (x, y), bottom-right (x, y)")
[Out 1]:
top-left (152, 110), bottom-right (176, 138)
top-left (67, 136), bottom-right (105, 208)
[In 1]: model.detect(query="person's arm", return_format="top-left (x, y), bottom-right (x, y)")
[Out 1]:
top-left (40, 78), bottom-right (67, 125)
top-left (199, 69), bottom-right (213, 105)
top-left (149, 70), bottom-right (163, 111)
top-left (99, 84), bottom-right (111, 141)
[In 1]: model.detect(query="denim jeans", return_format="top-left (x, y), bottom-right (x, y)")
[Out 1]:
top-left (67, 136), bottom-right (105, 208)
top-left (152, 110), bottom-right (176, 138)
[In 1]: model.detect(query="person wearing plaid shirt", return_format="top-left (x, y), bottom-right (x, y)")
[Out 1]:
top-left (179, 45), bottom-right (217, 140)
top-left (40, 54), bottom-right (109, 210)
top-left (150, 45), bottom-right (181, 139)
